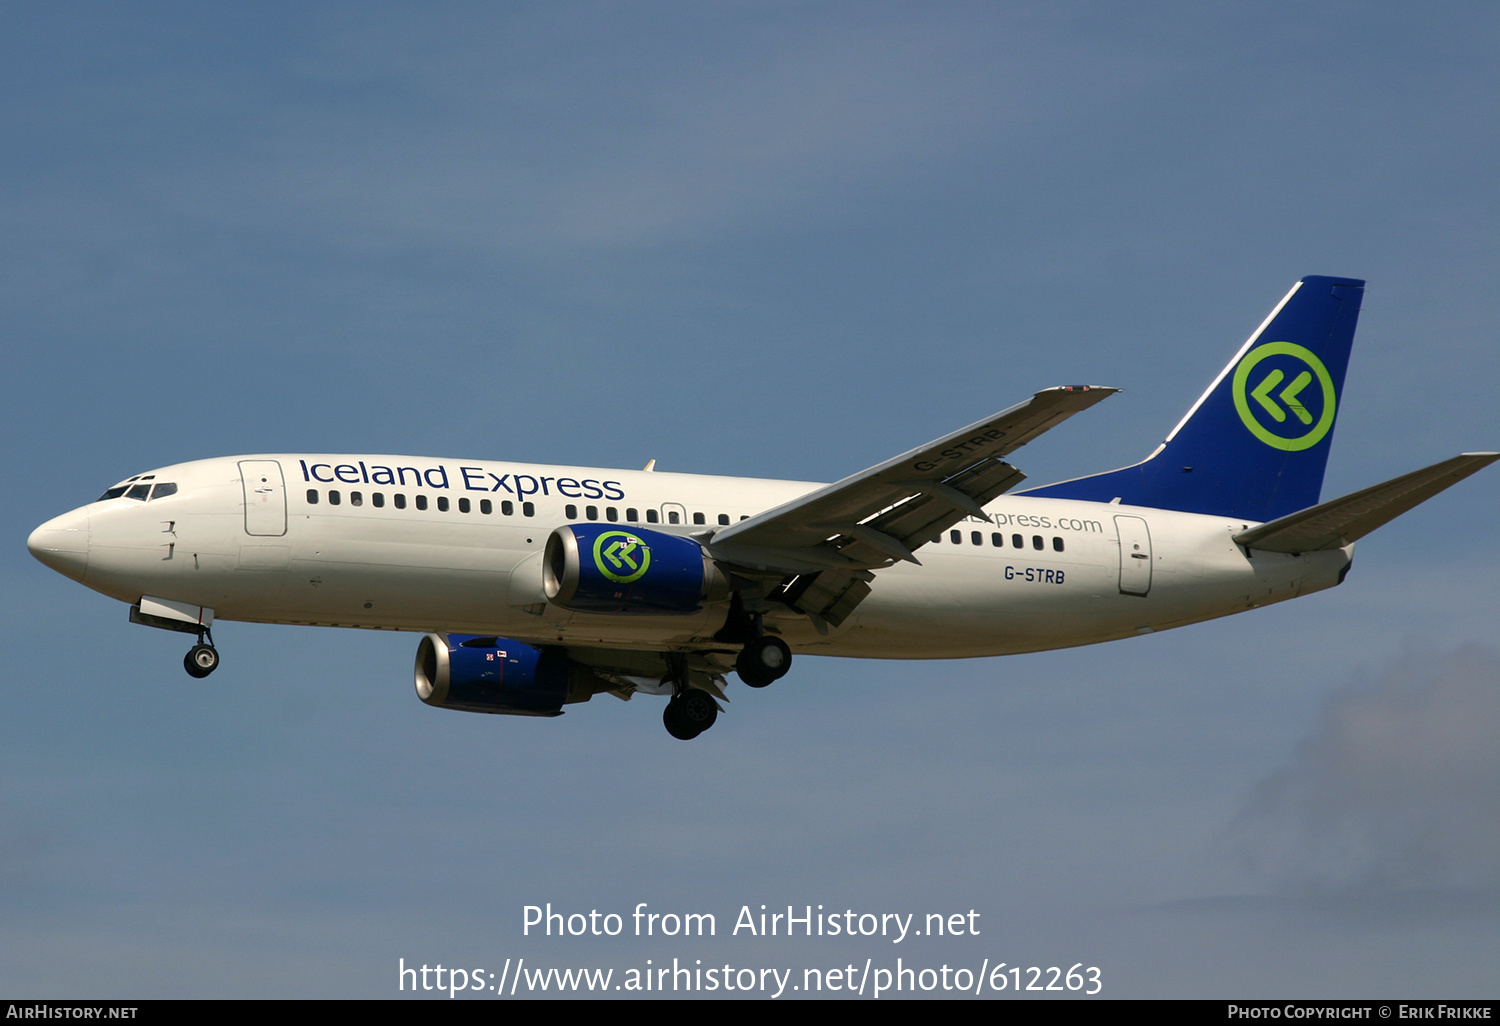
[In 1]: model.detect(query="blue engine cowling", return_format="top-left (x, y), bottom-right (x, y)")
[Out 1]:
top-left (543, 524), bottom-right (729, 614)
top-left (414, 633), bottom-right (574, 716)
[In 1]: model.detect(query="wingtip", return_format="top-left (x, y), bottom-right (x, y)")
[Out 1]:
top-left (1038, 384), bottom-right (1120, 396)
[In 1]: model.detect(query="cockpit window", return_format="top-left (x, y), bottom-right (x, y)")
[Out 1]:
top-left (97, 480), bottom-right (178, 502)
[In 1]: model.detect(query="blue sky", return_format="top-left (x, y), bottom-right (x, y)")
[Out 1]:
top-left (4, 2), bottom-right (1498, 998)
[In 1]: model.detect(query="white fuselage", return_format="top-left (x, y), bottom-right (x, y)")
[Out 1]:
top-left (31, 454), bottom-right (1352, 661)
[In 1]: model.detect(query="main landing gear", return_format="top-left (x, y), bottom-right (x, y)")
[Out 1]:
top-left (660, 653), bottom-right (721, 741)
top-left (183, 628), bottom-right (219, 679)
top-left (657, 610), bottom-right (794, 738)
top-left (717, 595), bottom-right (794, 689)
top-left (663, 688), bottom-right (718, 741)
top-left (736, 635), bottom-right (791, 688)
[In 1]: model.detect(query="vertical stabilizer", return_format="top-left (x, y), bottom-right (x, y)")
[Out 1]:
top-left (1022, 275), bottom-right (1364, 521)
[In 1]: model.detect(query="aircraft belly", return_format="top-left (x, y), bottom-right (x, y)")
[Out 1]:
top-left (812, 532), bottom-right (1338, 659)
top-left (823, 555), bottom-right (1122, 658)
top-left (202, 515), bottom-right (532, 626)
top-left (517, 611), bottom-right (728, 650)
top-left (209, 554), bottom-right (727, 646)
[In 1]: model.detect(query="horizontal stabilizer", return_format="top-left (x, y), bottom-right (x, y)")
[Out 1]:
top-left (1234, 453), bottom-right (1499, 553)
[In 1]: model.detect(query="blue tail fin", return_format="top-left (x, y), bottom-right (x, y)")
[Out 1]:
top-left (1022, 275), bottom-right (1365, 521)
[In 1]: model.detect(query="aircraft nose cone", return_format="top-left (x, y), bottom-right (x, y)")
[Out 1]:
top-left (27, 510), bottom-right (90, 582)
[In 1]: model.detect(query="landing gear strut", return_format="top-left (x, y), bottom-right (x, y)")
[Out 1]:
top-left (737, 635), bottom-right (791, 688)
top-left (183, 628), bottom-right (219, 679)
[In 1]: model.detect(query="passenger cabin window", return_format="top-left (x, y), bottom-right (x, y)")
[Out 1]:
top-left (1011, 534), bottom-right (1023, 548)
top-left (329, 491), bottom-right (342, 505)
top-left (586, 506), bottom-right (598, 520)
top-left (949, 530), bottom-right (961, 544)
top-left (692, 512), bottom-right (705, 525)
top-left (522, 502), bottom-right (535, 517)
top-left (606, 507), bottom-right (619, 522)
top-left (415, 495), bottom-right (427, 510)
top-left (991, 533), bottom-right (1002, 547)
top-left (307, 489), bottom-right (319, 504)
top-left (459, 497), bottom-right (470, 513)
top-left (626, 508), bottom-right (639, 521)
top-left (481, 499), bottom-right (492, 514)
top-left (718, 514), bottom-right (730, 525)
top-left (394, 494), bottom-right (407, 509)
top-left (1053, 537), bottom-right (1065, 552)
top-left (350, 491), bottom-right (363, 506)
top-left (437, 497), bottom-right (449, 512)
top-left (971, 531), bottom-right (982, 546)
top-left (646, 509), bottom-right (660, 524)
top-left (668, 511), bottom-right (680, 524)
top-left (502, 500), bottom-right (514, 515)
top-left (373, 493), bottom-right (385, 507)
top-left (1032, 535), bottom-right (1043, 550)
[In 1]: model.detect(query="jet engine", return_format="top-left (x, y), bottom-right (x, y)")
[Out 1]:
top-left (414, 633), bottom-right (599, 715)
top-left (543, 524), bottom-right (728, 614)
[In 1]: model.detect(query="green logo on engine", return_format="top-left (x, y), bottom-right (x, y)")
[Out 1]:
top-left (1231, 341), bottom-right (1337, 451)
top-left (592, 531), bottom-right (651, 584)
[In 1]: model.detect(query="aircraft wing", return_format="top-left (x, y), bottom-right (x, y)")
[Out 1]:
top-left (1234, 452), bottom-right (1500, 553)
top-left (707, 386), bottom-right (1116, 624)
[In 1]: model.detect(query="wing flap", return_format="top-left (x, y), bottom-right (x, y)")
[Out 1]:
top-left (777, 569), bottom-right (875, 627)
top-left (1234, 453), bottom-right (1499, 553)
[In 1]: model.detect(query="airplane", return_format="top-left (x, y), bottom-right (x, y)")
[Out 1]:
top-left (27, 276), bottom-right (1496, 740)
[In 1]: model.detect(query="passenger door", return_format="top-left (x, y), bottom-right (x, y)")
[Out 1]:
top-left (239, 460), bottom-right (287, 537)
top-left (1114, 515), bottom-right (1152, 596)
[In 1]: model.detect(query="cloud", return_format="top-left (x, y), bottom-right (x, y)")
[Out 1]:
top-left (1227, 647), bottom-right (1500, 894)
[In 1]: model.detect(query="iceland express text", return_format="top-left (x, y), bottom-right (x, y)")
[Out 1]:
top-left (298, 460), bottom-right (625, 502)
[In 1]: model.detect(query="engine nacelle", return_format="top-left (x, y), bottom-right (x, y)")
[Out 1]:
top-left (543, 524), bottom-right (728, 614)
top-left (414, 633), bottom-right (594, 716)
